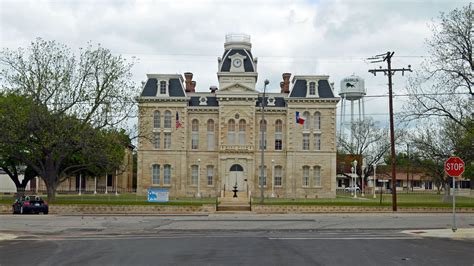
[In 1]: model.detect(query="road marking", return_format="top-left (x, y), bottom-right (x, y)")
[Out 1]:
top-left (268, 237), bottom-right (422, 240)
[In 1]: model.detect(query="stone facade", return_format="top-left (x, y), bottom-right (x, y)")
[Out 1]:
top-left (136, 34), bottom-right (340, 198)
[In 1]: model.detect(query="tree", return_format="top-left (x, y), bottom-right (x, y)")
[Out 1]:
top-left (337, 118), bottom-right (396, 191)
top-left (0, 38), bottom-right (136, 129)
top-left (0, 94), bottom-right (128, 201)
top-left (403, 4), bottom-right (473, 130)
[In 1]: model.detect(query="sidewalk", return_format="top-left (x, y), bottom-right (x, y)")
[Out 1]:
top-left (403, 228), bottom-right (474, 240)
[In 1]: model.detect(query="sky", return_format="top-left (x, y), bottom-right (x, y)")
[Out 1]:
top-left (0, 0), bottom-right (470, 127)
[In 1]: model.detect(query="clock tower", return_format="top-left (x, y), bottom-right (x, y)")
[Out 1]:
top-left (217, 34), bottom-right (258, 91)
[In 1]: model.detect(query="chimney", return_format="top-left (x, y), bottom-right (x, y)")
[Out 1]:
top-left (184, 72), bottom-right (195, 92)
top-left (191, 81), bottom-right (196, 92)
top-left (209, 86), bottom-right (218, 93)
top-left (281, 73), bottom-right (291, 93)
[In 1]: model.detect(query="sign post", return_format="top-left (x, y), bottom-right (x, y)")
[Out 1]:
top-left (444, 157), bottom-right (465, 232)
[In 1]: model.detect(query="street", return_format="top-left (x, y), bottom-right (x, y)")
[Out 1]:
top-left (1, 213), bottom-right (473, 265)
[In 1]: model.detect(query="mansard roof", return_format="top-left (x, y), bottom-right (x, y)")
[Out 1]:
top-left (220, 49), bottom-right (255, 72)
top-left (140, 75), bottom-right (186, 97)
top-left (289, 77), bottom-right (335, 98)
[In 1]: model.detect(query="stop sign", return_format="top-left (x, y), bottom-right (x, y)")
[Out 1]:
top-left (445, 157), bottom-right (465, 177)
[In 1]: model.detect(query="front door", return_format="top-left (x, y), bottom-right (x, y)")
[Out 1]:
top-left (228, 164), bottom-right (246, 192)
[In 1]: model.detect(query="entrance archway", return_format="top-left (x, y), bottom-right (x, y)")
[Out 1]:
top-left (228, 164), bottom-right (245, 192)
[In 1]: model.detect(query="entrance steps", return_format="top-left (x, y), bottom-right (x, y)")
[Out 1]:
top-left (217, 191), bottom-right (251, 212)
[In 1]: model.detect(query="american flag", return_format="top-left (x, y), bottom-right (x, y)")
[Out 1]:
top-left (176, 111), bottom-right (182, 129)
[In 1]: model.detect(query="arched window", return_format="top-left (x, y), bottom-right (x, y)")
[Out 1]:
top-left (159, 81), bottom-right (167, 94)
top-left (314, 166), bottom-right (321, 187)
top-left (164, 164), bottom-right (171, 185)
top-left (153, 111), bottom-right (160, 128)
top-left (309, 82), bottom-right (316, 95)
top-left (227, 119), bottom-right (235, 144)
top-left (314, 133), bottom-right (321, 150)
top-left (207, 165), bottom-right (214, 186)
top-left (275, 119), bottom-right (283, 150)
top-left (191, 119), bottom-right (199, 149)
top-left (238, 119), bottom-right (246, 145)
top-left (274, 166), bottom-right (283, 186)
top-left (152, 164), bottom-right (160, 185)
top-left (207, 119), bottom-right (215, 150)
top-left (164, 111), bottom-right (172, 128)
top-left (314, 112), bottom-right (321, 130)
top-left (302, 166), bottom-right (310, 187)
top-left (302, 111), bottom-right (310, 130)
top-left (191, 165), bottom-right (199, 185)
top-left (259, 120), bottom-right (267, 150)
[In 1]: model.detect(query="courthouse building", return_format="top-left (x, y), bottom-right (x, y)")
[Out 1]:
top-left (136, 34), bottom-right (340, 198)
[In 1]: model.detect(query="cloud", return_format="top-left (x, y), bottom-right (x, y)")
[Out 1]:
top-left (0, 0), bottom-right (469, 124)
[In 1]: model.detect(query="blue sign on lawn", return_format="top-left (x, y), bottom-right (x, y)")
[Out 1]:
top-left (147, 188), bottom-right (169, 202)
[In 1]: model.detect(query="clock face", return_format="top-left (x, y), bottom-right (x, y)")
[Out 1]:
top-left (233, 59), bottom-right (242, 68)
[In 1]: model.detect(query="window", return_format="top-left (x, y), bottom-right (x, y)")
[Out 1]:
top-left (259, 120), bottom-right (267, 150)
top-left (207, 166), bottom-right (214, 186)
top-left (275, 119), bottom-right (283, 150)
top-left (159, 81), bottom-right (167, 94)
top-left (152, 164), bottom-right (160, 185)
top-left (258, 166), bottom-right (267, 187)
top-left (164, 164), bottom-right (171, 185)
top-left (303, 166), bottom-right (310, 187)
top-left (309, 82), bottom-right (316, 95)
top-left (314, 134), bottom-right (321, 150)
top-left (238, 119), bottom-right (246, 145)
top-left (314, 166), bottom-right (321, 187)
top-left (164, 132), bottom-right (171, 149)
top-left (227, 119), bottom-right (235, 144)
top-left (192, 119), bottom-right (199, 149)
top-left (274, 166), bottom-right (282, 187)
top-left (164, 111), bottom-right (172, 128)
top-left (191, 165), bottom-right (199, 185)
top-left (302, 111), bottom-right (310, 130)
top-left (207, 119), bottom-right (215, 150)
top-left (153, 111), bottom-right (160, 128)
top-left (314, 112), bottom-right (321, 130)
top-left (153, 133), bottom-right (160, 149)
top-left (303, 133), bottom-right (310, 150)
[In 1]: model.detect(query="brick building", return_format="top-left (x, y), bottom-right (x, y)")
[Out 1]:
top-left (136, 34), bottom-right (340, 198)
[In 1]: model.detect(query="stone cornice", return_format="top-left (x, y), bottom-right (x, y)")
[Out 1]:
top-left (286, 98), bottom-right (340, 104)
top-left (136, 97), bottom-right (188, 103)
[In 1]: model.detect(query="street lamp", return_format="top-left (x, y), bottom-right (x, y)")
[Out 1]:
top-left (352, 160), bottom-right (358, 199)
top-left (197, 159), bottom-right (201, 198)
top-left (260, 79), bottom-right (269, 204)
top-left (362, 162), bottom-right (366, 197)
top-left (271, 159), bottom-right (275, 198)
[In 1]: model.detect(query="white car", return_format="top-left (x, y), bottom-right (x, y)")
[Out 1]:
top-left (344, 186), bottom-right (360, 192)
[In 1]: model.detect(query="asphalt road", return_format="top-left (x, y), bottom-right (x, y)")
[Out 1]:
top-left (0, 213), bottom-right (473, 265)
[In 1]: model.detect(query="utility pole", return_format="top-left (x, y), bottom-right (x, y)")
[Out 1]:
top-left (368, 52), bottom-right (411, 212)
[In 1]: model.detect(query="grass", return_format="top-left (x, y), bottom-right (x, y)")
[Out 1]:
top-left (254, 193), bottom-right (474, 208)
top-left (0, 193), bottom-right (216, 206)
top-left (1, 192), bottom-right (472, 208)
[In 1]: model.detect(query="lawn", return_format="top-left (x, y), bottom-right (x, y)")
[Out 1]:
top-left (1, 192), bottom-right (472, 208)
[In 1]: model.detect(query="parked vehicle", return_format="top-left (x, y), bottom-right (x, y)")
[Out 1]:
top-left (12, 195), bottom-right (48, 214)
top-left (344, 186), bottom-right (361, 192)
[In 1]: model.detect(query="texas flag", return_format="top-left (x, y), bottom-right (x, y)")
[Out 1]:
top-left (296, 111), bottom-right (305, 125)
top-left (176, 111), bottom-right (182, 129)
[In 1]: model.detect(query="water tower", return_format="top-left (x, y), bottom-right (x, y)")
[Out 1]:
top-left (339, 74), bottom-right (366, 138)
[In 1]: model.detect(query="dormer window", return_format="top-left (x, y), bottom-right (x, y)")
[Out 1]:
top-left (159, 81), bottom-right (167, 94)
top-left (309, 82), bottom-right (316, 95)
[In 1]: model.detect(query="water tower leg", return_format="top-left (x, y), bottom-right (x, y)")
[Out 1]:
top-left (358, 99), bottom-right (362, 121)
top-left (361, 97), bottom-right (365, 120)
